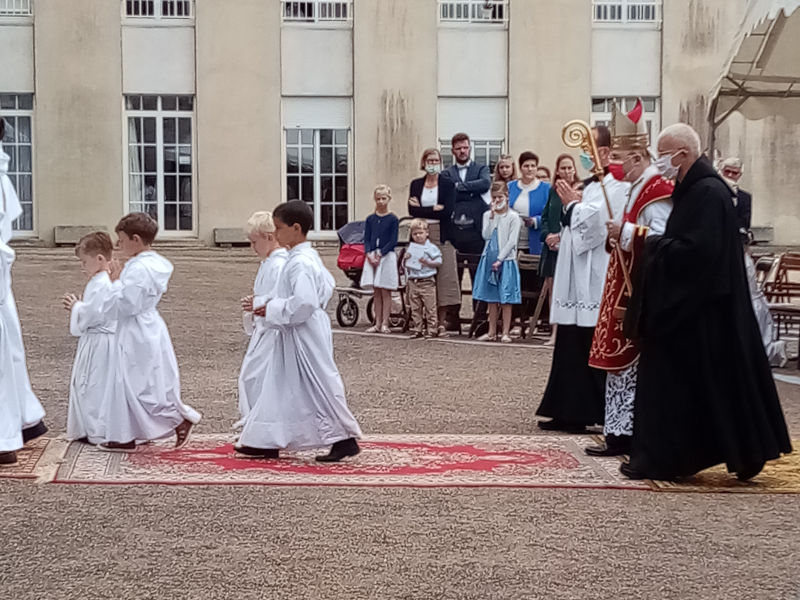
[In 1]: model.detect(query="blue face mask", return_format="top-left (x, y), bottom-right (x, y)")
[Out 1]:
top-left (579, 152), bottom-right (595, 172)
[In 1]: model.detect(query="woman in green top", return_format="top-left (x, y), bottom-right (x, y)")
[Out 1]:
top-left (536, 154), bottom-right (581, 344)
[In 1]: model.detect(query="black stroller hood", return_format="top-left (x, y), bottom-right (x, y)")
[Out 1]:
top-left (337, 220), bottom-right (365, 245)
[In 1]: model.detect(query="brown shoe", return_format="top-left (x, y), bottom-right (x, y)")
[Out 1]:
top-left (174, 419), bottom-right (194, 449)
top-left (98, 441), bottom-right (136, 452)
top-left (0, 451), bottom-right (18, 466)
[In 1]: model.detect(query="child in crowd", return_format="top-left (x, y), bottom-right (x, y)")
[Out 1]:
top-left (99, 212), bottom-right (201, 451)
top-left (404, 219), bottom-right (443, 338)
top-left (361, 184), bottom-right (399, 334)
top-left (492, 154), bottom-right (517, 185)
top-left (472, 182), bottom-right (522, 343)
top-left (236, 200), bottom-right (362, 462)
top-left (62, 232), bottom-right (118, 445)
top-left (236, 211), bottom-right (288, 427)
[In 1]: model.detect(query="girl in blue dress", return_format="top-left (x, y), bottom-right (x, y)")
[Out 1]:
top-left (472, 181), bottom-right (522, 343)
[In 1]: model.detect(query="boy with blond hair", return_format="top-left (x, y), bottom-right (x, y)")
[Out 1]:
top-left (236, 211), bottom-right (288, 426)
top-left (404, 218), bottom-right (442, 338)
top-left (98, 212), bottom-right (201, 451)
top-left (62, 232), bottom-right (119, 444)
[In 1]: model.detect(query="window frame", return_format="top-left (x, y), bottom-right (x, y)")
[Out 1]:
top-left (123, 95), bottom-right (197, 238)
top-left (122, 0), bottom-right (194, 20)
top-left (284, 127), bottom-right (351, 235)
top-left (438, 138), bottom-right (504, 172)
top-left (0, 93), bottom-right (35, 236)
top-left (0, 0), bottom-right (32, 17)
top-left (281, 0), bottom-right (353, 26)
top-left (438, 0), bottom-right (509, 26)
top-left (590, 96), bottom-right (661, 145)
top-left (592, 0), bottom-right (662, 27)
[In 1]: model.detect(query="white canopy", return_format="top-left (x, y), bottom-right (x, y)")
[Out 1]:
top-left (709, 0), bottom-right (800, 126)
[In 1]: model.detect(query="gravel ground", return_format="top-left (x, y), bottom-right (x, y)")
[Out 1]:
top-left (2, 246), bottom-right (799, 600)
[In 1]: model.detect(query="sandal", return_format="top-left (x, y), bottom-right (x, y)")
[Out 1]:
top-left (365, 326), bottom-right (379, 333)
top-left (379, 327), bottom-right (392, 334)
top-left (174, 419), bottom-right (194, 449)
top-left (477, 333), bottom-right (497, 342)
top-left (500, 335), bottom-right (513, 344)
top-left (98, 440), bottom-right (136, 453)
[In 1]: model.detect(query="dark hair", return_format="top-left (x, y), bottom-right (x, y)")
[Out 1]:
top-left (451, 132), bottom-right (470, 147)
top-left (553, 153), bottom-right (579, 185)
top-left (0, 118), bottom-right (5, 140)
top-left (115, 212), bottom-right (158, 245)
top-left (518, 151), bottom-right (539, 167)
top-left (274, 199), bottom-right (313, 235)
top-left (594, 125), bottom-right (611, 149)
top-left (75, 231), bottom-right (113, 260)
top-left (536, 166), bottom-right (551, 179)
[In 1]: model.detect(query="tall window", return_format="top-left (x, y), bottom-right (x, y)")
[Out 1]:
top-left (285, 129), bottom-right (349, 233)
top-left (0, 0), bottom-right (31, 15)
top-left (0, 94), bottom-right (34, 232)
top-left (124, 0), bottom-right (193, 18)
top-left (439, 139), bottom-right (504, 171)
top-left (282, 1), bottom-right (352, 23)
top-left (125, 95), bottom-right (195, 234)
top-left (591, 97), bottom-right (661, 141)
top-left (439, 0), bottom-right (508, 24)
top-left (592, 1), bottom-right (661, 25)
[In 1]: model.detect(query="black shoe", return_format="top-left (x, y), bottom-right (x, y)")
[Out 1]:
top-left (736, 463), bottom-right (764, 482)
top-left (0, 451), bottom-right (18, 466)
top-left (22, 421), bottom-right (48, 444)
top-left (537, 419), bottom-right (587, 434)
top-left (315, 438), bottom-right (360, 462)
top-left (585, 443), bottom-right (627, 457)
top-left (619, 462), bottom-right (648, 480)
top-left (235, 445), bottom-right (280, 459)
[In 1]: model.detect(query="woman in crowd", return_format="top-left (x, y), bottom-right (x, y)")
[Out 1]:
top-left (535, 153), bottom-right (581, 345)
top-left (536, 166), bottom-right (552, 184)
top-left (408, 148), bottom-right (459, 335)
top-left (508, 152), bottom-right (550, 256)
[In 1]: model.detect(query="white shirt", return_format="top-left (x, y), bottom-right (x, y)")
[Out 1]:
top-left (420, 186), bottom-right (438, 208)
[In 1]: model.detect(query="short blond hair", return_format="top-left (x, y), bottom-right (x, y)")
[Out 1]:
top-left (409, 218), bottom-right (429, 232)
top-left (373, 184), bottom-right (392, 199)
top-left (245, 211), bottom-right (275, 236)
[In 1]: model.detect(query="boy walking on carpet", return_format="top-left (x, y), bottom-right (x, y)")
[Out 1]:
top-left (98, 212), bottom-right (201, 451)
top-left (235, 200), bottom-right (362, 461)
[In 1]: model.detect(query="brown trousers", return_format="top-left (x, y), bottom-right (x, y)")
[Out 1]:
top-left (407, 276), bottom-right (438, 334)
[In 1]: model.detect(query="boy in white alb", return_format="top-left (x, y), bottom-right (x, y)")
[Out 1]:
top-left (98, 212), bottom-right (201, 451)
top-left (62, 232), bottom-right (119, 444)
top-left (0, 117), bottom-right (47, 467)
top-left (236, 211), bottom-right (288, 427)
top-left (236, 200), bottom-right (362, 461)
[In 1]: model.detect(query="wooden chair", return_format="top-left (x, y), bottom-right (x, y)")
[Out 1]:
top-left (764, 252), bottom-right (800, 369)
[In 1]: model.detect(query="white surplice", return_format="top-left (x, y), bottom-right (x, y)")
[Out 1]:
top-left (236, 248), bottom-right (289, 427)
top-left (239, 242), bottom-right (362, 450)
top-left (67, 271), bottom-right (119, 443)
top-left (0, 147), bottom-right (46, 453)
top-left (101, 251), bottom-right (200, 443)
top-left (551, 173), bottom-right (629, 327)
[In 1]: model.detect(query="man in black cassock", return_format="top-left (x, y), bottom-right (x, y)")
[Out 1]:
top-left (621, 123), bottom-right (791, 482)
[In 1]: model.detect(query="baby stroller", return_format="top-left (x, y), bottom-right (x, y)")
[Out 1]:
top-left (334, 219), bottom-right (412, 331)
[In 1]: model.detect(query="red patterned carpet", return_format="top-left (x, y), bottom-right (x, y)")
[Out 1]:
top-left (50, 434), bottom-right (649, 489)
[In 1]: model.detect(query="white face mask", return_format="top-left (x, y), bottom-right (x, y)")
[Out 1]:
top-left (425, 164), bottom-right (441, 175)
top-left (493, 199), bottom-right (508, 212)
top-left (654, 152), bottom-right (681, 180)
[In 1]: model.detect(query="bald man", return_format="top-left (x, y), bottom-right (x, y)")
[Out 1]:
top-left (620, 123), bottom-right (791, 482)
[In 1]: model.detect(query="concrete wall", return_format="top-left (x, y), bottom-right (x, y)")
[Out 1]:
top-left (195, 0), bottom-right (281, 242)
top-left (281, 27), bottom-right (353, 96)
top-left (33, 0), bottom-right (123, 243)
top-left (352, 0), bottom-right (438, 222)
top-left (438, 27), bottom-right (507, 96)
top-left (122, 25), bottom-right (196, 94)
top-left (0, 23), bottom-right (34, 91)
top-left (509, 0), bottom-right (592, 170)
top-left (592, 28), bottom-right (660, 96)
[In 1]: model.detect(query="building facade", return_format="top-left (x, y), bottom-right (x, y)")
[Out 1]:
top-left (1, 0), bottom-right (796, 244)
